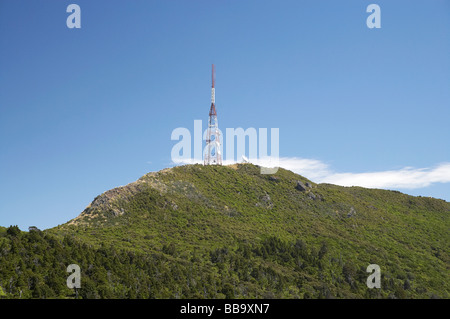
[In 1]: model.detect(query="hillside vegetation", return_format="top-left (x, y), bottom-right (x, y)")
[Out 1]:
top-left (0, 164), bottom-right (448, 298)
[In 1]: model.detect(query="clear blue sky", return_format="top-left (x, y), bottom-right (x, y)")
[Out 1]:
top-left (1, 0), bottom-right (449, 230)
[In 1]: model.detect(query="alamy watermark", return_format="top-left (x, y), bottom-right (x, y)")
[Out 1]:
top-left (171, 120), bottom-right (280, 174)
top-left (366, 264), bottom-right (381, 289)
top-left (67, 264), bottom-right (81, 289)
top-left (66, 4), bottom-right (81, 29)
top-left (366, 4), bottom-right (381, 29)
top-left (65, 4), bottom-right (380, 30)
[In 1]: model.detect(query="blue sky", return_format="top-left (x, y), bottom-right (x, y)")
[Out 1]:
top-left (0, 0), bottom-right (449, 230)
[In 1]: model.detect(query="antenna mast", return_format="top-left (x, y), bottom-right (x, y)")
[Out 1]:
top-left (204, 64), bottom-right (222, 165)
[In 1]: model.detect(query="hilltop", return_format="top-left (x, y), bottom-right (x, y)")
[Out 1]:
top-left (0, 163), bottom-right (449, 298)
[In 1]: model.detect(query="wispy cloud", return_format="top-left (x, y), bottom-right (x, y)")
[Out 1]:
top-left (267, 157), bottom-right (450, 190)
top-left (318, 162), bottom-right (450, 189)
top-left (173, 157), bottom-right (450, 190)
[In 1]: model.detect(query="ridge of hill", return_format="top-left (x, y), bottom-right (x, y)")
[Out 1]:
top-left (0, 164), bottom-right (448, 298)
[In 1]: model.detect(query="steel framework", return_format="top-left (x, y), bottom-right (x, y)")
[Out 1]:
top-left (204, 64), bottom-right (222, 165)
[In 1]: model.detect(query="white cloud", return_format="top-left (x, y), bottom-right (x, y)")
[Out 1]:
top-left (172, 156), bottom-right (450, 190)
top-left (255, 157), bottom-right (331, 181)
top-left (318, 162), bottom-right (450, 189)
top-left (271, 157), bottom-right (450, 190)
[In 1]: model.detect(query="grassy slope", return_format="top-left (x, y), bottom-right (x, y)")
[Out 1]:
top-left (47, 163), bottom-right (449, 298)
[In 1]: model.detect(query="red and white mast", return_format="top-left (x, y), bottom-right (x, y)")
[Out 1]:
top-left (204, 64), bottom-right (222, 165)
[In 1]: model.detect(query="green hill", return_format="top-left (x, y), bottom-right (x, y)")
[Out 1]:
top-left (0, 164), bottom-right (449, 298)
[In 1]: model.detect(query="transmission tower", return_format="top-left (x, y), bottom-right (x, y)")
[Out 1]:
top-left (204, 64), bottom-right (222, 165)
